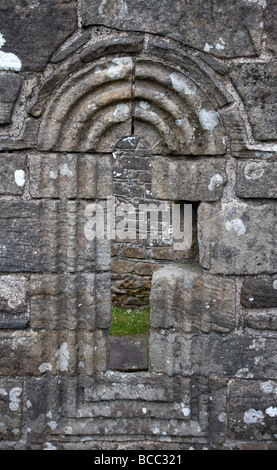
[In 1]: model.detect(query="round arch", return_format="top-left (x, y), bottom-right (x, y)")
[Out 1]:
top-left (30, 33), bottom-right (247, 156)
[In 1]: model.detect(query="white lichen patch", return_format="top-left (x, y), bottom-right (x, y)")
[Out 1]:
top-left (266, 407), bottom-right (277, 417)
top-left (170, 72), bottom-right (197, 96)
top-left (43, 442), bottom-right (57, 451)
top-left (9, 387), bottom-right (22, 412)
top-left (95, 57), bottom-right (132, 80)
top-left (204, 43), bottom-right (213, 53)
top-left (273, 280), bottom-right (277, 290)
top-left (0, 33), bottom-right (6, 48)
top-left (0, 32), bottom-right (22, 71)
top-left (244, 162), bottom-right (265, 180)
top-left (47, 421), bottom-right (58, 431)
top-left (39, 362), bottom-right (53, 373)
top-left (140, 101), bottom-right (150, 110)
top-left (14, 169), bottom-right (26, 187)
top-left (114, 103), bottom-right (130, 122)
top-left (55, 342), bottom-right (70, 372)
top-left (99, 0), bottom-right (128, 19)
top-left (218, 412), bottom-right (227, 423)
top-left (260, 381), bottom-right (275, 394)
top-left (180, 403), bottom-right (190, 417)
top-left (49, 170), bottom-right (58, 180)
top-left (199, 109), bottom-right (220, 131)
top-left (216, 38), bottom-right (225, 51)
top-left (225, 218), bottom-right (246, 236)
top-left (59, 163), bottom-right (74, 178)
top-left (244, 408), bottom-right (264, 424)
top-left (208, 173), bottom-right (223, 191)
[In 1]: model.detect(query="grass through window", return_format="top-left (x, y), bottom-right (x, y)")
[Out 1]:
top-left (109, 307), bottom-right (150, 337)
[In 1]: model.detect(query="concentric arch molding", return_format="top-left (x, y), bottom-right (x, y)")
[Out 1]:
top-left (29, 33), bottom-right (248, 156)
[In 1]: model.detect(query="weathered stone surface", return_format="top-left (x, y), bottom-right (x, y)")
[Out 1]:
top-left (0, 200), bottom-right (110, 273)
top-left (0, 73), bottom-right (22, 124)
top-left (244, 312), bottom-right (277, 331)
top-left (236, 160), bottom-right (277, 199)
top-left (145, 39), bottom-right (233, 109)
top-left (149, 329), bottom-right (194, 376)
top-left (198, 202), bottom-right (277, 275)
top-left (109, 336), bottom-right (148, 371)
top-left (150, 264), bottom-right (236, 333)
top-left (228, 379), bottom-right (277, 441)
top-left (0, 320), bottom-right (28, 329)
top-left (241, 278), bottom-right (277, 309)
top-left (0, 154), bottom-right (26, 195)
top-left (230, 62), bottom-right (277, 141)
top-left (37, 57), bottom-right (133, 152)
top-left (0, 117), bottom-right (39, 151)
top-left (30, 272), bottom-right (110, 331)
top-left (0, 0), bottom-right (77, 71)
top-left (82, 0), bottom-right (263, 58)
top-left (0, 275), bottom-right (28, 313)
top-left (51, 31), bottom-right (91, 64)
top-left (134, 60), bottom-right (226, 155)
top-left (265, 0), bottom-right (277, 57)
top-left (0, 329), bottom-right (97, 376)
top-left (121, 246), bottom-right (147, 259)
top-left (55, 414), bottom-right (205, 438)
top-left (151, 156), bottom-right (227, 201)
top-left (80, 35), bottom-right (144, 63)
top-left (85, 372), bottom-right (174, 402)
top-left (0, 378), bottom-right (23, 440)
top-left (29, 153), bottom-right (112, 199)
top-left (198, 332), bottom-right (277, 379)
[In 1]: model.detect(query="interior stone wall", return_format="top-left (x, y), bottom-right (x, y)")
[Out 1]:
top-left (0, 0), bottom-right (277, 451)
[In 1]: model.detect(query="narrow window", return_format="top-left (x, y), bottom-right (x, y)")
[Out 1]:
top-left (108, 137), bottom-right (198, 372)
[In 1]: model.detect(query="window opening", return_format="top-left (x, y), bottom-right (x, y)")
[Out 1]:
top-left (108, 137), bottom-right (198, 372)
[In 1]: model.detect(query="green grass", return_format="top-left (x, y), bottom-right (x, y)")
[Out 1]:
top-left (109, 307), bottom-right (150, 337)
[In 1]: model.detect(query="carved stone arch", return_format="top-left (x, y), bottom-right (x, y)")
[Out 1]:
top-left (30, 33), bottom-right (247, 156)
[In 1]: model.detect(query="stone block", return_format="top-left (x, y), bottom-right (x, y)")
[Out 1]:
top-left (82, 0), bottom-right (263, 58)
top-left (121, 246), bottom-right (147, 259)
top-left (241, 278), bottom-right (277, 309)
top-left (149, 329), bottom-right (193, 376)
top-left (0, 378), bottom-right (23, 440)
top-left (30, 272), bottom-right (111, 330)
top-left (0, 154), bottom-right (26, 195)
top-left (0, 73), bottom-right (22, 124)
top-left (265, 0), bottom-right (277, 56)
top-left (0, 329), bottom-right (97, 376)
top-left (0, 200), bottom-right (110, 273)
top-left (109, 336), bottom-right (148, 371)
top-left (0, 0), bottom-right (77, 71)
top-left (244, 312), bottom-right (277, 331)
top-left (80, 35), bottom-right (144, 63)
top-left (198, 202), bottom-right (277, 275)
top-left (230, 62), bottom-right (277, 141)
top-left (236, 160), bottom-right (277, 198)
top-left (29, 153), bottom-right (112, 199)
top-left (150, 264), bottom-right (236, 333)
top-left (198, 332), bottom-right (277, 379)
top-left (0, 275), bottom-right (28, 314)
top-left (85, 373), bottom-right (174, 402)
top-left (228, 379), bottom-right (277, 441)
top-left (151, 156), bottom-right (227, 201)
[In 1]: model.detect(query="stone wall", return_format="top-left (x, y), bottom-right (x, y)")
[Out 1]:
top-left (0, 0), bottom-right (277, 450)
